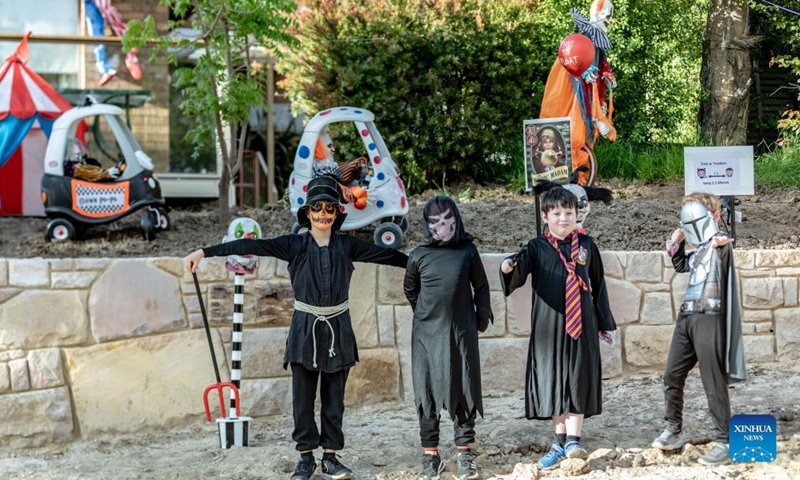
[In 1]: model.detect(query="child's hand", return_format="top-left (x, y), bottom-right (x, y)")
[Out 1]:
top-left (670, 228), bottom-right (685, 244)
top-left (710, 235), bottom-right (734, 249)
top-left (501, 258), bottom-right (517, 274)
top-left (184, 249), bottom-right (206, 273)
top-left (599, 331), bottom-right (614, 344)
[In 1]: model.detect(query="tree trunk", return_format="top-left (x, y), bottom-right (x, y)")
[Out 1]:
top-left (219, 165), bottom-right (231, 225)
top-left (699, 0), bottom-right (752, 145)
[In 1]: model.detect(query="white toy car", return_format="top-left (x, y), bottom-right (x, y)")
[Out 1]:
top-left (40, 96), bottom-right (168, 242)
top-left (288, 107), bottom-right (409, 249)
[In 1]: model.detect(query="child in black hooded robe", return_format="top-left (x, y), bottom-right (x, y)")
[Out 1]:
top-left (403, 196), bottom-right (493, 480)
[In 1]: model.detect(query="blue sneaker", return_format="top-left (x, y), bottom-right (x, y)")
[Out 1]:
top-left (537, 443), bottom-right (566, 470)
top-left (564, 440), bottom-right (588, 459)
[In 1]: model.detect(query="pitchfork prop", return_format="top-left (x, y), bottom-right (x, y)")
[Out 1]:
top-left (192, 271), bottom-right (241, 421)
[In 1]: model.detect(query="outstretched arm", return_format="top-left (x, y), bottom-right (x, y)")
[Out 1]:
top-left (184, 236), bottom-right (295, 273)
top-left (500, 241), bottom-right (536, 296)
top-left (350, 236), bottom-right (408, 268)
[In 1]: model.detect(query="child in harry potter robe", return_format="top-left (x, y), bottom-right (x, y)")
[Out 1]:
top-left (184, 175), bottom-right (407, 480)
top-left (500, 187), bottom-right (616, 470)
top-left (404, 196), bottom-right (493, 480)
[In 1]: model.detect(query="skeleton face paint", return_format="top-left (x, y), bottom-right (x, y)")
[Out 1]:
top-left (428, 208), bottom-right (456, 242)
top-left (563, 184), bottom-right (590, 229)
top-left (309, 202), bottom-right (338, 230)
top-left (223, 217), bottom-right (262, 274)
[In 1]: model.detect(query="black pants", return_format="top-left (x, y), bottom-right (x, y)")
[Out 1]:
top-left (663, 313), bottom-right (731, 442)
top-left (419, 405), bottom-right (476, 448)
top-left (291, 363), bottom-right (350, 451)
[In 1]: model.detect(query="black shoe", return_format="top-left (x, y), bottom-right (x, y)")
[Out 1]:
top-left (456, 450), bottom-right (479, 480)
top-left (320, 454), bottom-right (354, 480)
top-left (290, 457), bottom-right (316, 480)
top-left (419, 453), bottom-right (445, 480)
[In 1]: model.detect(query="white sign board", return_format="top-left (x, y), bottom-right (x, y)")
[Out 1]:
top-left (684, 146), bottom-right (754, 196)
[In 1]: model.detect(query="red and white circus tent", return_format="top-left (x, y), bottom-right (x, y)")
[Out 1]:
top-left (0, 33), bottom-right (75, 216)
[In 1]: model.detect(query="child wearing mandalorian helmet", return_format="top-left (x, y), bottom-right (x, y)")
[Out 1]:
top-left (652, 192), bottom-right (746, 466)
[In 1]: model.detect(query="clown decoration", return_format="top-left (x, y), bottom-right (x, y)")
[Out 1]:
top-left (312, 138), bottom-right (369, 210)
top-left (215, 216), bottom-right (263, 447)
top-left (540, 0), bottom-right (617, 186)
top-left (223, 217), bottom-right (262, 274)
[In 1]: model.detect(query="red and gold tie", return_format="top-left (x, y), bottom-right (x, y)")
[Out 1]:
top-left (545, 231), bottom-right (588, 339)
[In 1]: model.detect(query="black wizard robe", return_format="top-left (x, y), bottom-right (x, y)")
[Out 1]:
top-left (403, 196), bottom-right (493, 420)
top-left (500, 234), bottom-right (616, 420)
top-left (203, 233), bottom-right (408, 373)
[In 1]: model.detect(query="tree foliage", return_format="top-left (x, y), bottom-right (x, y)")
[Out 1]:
top-left (279, 0), bottom-right (709, 192)
top-left (124, 0), bottom-right (296, 221)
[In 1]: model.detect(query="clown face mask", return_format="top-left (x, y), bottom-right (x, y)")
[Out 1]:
top-left (590, 0), bottom-right (614, 32)
top-left (223, 217), bottom-right (262, 274)
top-left (563, 184), bottom-right (590, 230)
top-left (309, 202), bottom-right (339, 230)
top-left (428, 208), bottom-right (456, 242)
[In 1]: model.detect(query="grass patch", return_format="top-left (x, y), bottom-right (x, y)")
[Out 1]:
top-left (595, 141), bottom-right (686, 182)
top-left (755, 143), bottom-right (800, 188)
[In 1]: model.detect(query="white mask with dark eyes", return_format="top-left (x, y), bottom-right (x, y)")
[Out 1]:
top-left (428, 208), bottom-right (456, 241)
top-left (563, 184), bottom-right (590, 229)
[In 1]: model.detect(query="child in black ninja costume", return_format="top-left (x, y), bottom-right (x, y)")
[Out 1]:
top-left (404, 196), bottom-right (493, 480)
top-left (184, 175), bottom-right (408, 480)
top-left (651, 192), bottom-right (746, 466)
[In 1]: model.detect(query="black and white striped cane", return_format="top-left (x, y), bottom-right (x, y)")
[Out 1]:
top-left (217, 272), bottom-right (252, 449)
top-left (229, 273), bottom-right (244, 416)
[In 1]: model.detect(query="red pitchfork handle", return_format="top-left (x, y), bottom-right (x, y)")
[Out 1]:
top-left (203, 382), bottom-right (241, 421)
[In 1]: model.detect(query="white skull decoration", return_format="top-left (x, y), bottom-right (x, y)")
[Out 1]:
top-left (428, 208), bottom-right (456, 242)
top-left (563, 184), bottom-right (590, 230)
top-left (590, 0), bottom-right (614, 32)
top-left (223, 217), bottom-right (262, 274)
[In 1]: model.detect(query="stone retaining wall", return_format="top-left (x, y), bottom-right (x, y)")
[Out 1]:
top-left (0, 250), bottom-right (798, 447)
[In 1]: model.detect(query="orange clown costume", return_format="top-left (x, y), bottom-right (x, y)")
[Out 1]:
top-left (539, 0), bottom-right (617, 186)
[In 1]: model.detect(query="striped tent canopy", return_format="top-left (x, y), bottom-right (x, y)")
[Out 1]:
top-left (0, 33), bottom-right (74, 216)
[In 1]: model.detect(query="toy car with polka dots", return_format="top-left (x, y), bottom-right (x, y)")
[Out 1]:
top-left (40, 98), bottom-right (168, 242)
top-left (288, 107), bottom-right (409, 249)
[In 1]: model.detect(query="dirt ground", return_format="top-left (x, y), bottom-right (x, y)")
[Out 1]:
top-left (1, 364), bottom-right (798, 479)
top-left (2, 180), bottom-right (800, 258)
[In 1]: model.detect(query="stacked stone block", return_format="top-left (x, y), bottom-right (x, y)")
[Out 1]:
top-left (0, 250), bottom-right (797, 447)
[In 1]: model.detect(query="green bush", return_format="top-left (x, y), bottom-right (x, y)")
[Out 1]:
top-left (280, 0), bottom-right (708, 192)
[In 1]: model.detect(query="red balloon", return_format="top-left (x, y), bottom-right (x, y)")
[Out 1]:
top-left (558, 34), bottom-right (596, 77)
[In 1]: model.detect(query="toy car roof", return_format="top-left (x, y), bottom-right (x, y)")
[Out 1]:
top-left (302, 107), bottom-right (375, 133)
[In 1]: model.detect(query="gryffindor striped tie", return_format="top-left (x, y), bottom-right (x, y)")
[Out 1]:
top-left (544, 231), bottom-right (588, 339)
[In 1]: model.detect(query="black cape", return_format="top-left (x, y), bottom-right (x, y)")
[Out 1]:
top-left (500, 234), bottom-right (616, 420)
top-left (403, 196), bottom-right (493, 420)
top-left (203, 233), bottom-right (408, 373)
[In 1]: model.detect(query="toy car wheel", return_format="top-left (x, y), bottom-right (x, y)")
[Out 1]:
top-left (155, 209), bottom-right (170, 231)
top-left (291, 221), bottom-right (309, 235)
top-left (46, 219), bottom-right (75, 243)
top-left (374, 222), bottom-right (403, 250)
top-left (140, 211), bottom-right (157, 241)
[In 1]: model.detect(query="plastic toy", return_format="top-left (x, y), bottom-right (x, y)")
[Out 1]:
top-left (40, 96), bottom-right (168, 241)
top-left (287, 107), bottom-right (409, 249)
